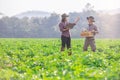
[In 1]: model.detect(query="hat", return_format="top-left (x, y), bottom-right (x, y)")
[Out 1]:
top-left (87, 16), bottom-right (95, 22)
top-left (61, 13), bottom-right (69, 18)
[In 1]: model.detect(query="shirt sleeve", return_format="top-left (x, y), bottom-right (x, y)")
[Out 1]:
top-left (94, 25), bottom-right (98, 34)
top-left (94, 25), bottom-right (98, 33)
top-left (59, 23), bottom-right (64, 32)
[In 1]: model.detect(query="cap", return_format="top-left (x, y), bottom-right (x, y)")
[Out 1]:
top-left (61, 13), bottom-right (69, 18)
top-left (87, 16), bottom-right (95, 22)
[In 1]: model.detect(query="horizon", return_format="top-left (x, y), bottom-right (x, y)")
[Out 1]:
top-left (0, 0), bottom-right (120, 17)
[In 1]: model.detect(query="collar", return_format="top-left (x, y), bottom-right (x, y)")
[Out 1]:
top-left (88, 24), bottom-right (93, 26)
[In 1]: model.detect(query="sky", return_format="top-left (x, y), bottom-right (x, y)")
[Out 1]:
top-left (0, 0), bottom-right (120, 16)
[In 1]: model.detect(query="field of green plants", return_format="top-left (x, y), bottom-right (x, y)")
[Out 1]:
top-left (0, 38), bottom-right (120, 80)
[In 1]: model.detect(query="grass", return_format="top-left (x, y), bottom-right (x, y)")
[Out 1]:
top-left (0, 38), bottom-right (120, 80)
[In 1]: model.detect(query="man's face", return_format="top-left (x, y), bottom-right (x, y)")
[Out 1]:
top-left (65, 17), bottom-right (69, 22)
top-left (87, 18), bottom-right (93, 23)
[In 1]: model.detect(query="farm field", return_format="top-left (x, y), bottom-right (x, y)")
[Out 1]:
top-left (0, 38), bottom-right (120, 80)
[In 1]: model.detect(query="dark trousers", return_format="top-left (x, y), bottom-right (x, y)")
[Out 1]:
top-left (83, 37), bottom-right (96, 52)
top-left (61, 35), bottom-right (71, 51)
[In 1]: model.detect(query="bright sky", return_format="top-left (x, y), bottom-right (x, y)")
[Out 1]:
top-left (0, 0), bottom-right (120, 16)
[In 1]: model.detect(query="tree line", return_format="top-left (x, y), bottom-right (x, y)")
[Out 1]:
top-left (0, 3), bottom-right (120, 38)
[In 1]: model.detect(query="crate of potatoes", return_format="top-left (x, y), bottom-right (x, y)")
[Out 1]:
top-left (80, 31), bottom-right (93, 37)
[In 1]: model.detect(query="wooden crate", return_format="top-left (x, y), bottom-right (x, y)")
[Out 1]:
top-left (80, 31), bottom-right (93, 37)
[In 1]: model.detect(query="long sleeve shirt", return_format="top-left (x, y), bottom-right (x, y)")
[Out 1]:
top-left (59, 22), bottom-right (76, 37)
top-left (87, 24), bottom-right (98, 37)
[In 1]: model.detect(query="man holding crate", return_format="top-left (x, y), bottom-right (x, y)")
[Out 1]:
top-left (82, 16), bottom-right (98, 52)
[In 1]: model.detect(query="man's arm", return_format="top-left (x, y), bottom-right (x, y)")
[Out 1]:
top-left (59, 23), bottom-right (69, 32)
top-left (91, 30), bottom-right (99, 34)
top-left (66, 17), bottom-right (80, 29)
top-left (91, 25), bottom-right (99, 34)
top-left (74, 17), bottom-right (80, 24)
top-left (62, 28), bottom-right (69, 31)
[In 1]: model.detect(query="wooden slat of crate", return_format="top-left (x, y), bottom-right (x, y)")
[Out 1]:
top-left (80, 31), bottom-right (93, 37)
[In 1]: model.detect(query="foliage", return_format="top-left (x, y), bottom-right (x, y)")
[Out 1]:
top-left (0, 39), bottom-right (120, 80)
top-left (0, 11), bottom-right (120, 38)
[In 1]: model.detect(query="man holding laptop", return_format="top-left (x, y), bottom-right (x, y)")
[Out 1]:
top-left (59, 13), bottom-right (80, 55)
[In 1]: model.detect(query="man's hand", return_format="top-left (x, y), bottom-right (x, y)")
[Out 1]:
top-left (63, 28), bottom-right (69, 31)
top-left (91, 30), bottom-right (95, 33)
top-left (74, 17), bottom-right (80, 24)
top-left (91, 30), bottom-right (98, 34)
